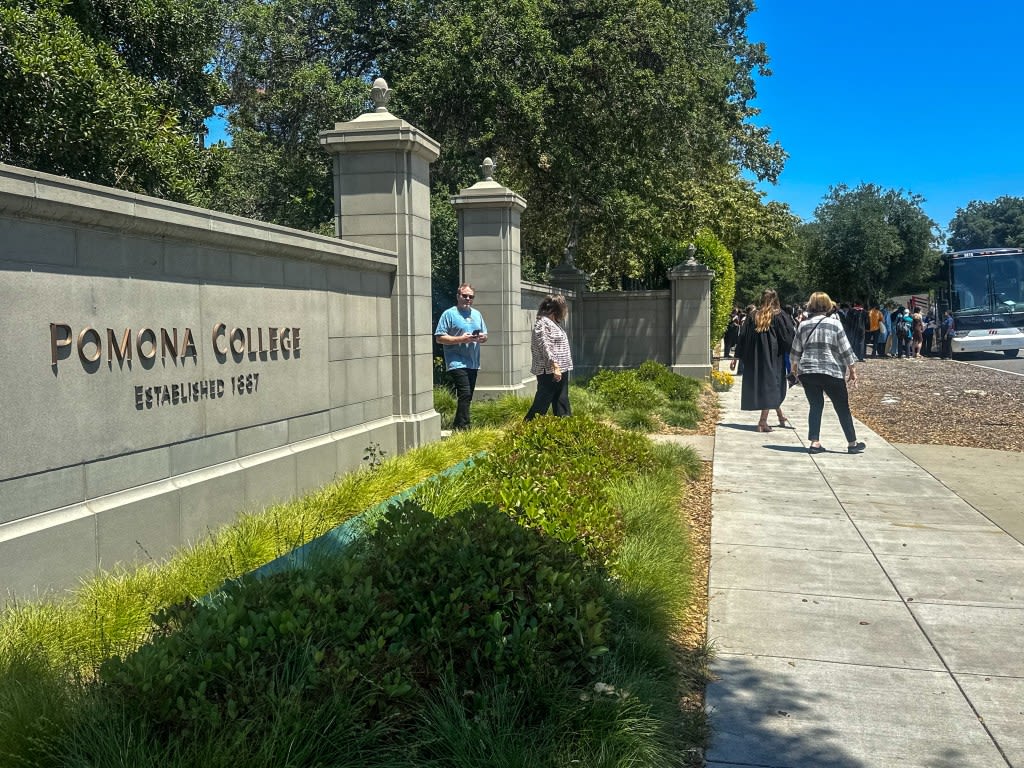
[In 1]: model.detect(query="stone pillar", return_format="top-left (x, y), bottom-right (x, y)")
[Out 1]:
top-left (320, 78), bottom-right (441, 450)
top-left (548, 261), bottom-right (587, 374)
top-left (668, 259), bottom-right (714, 378)
top-left (451, 158), bottom-right (528, 398)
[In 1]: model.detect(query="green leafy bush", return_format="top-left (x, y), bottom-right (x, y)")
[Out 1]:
top-left (636, 360), bottom-right (702, 403)
top-left (694, 228), bottom-right (736, 348)
top-left (363, 501), bottom-right (611, 687)
top-left (586, 369), bottom-right (665, 413)
top-left (471, 416), bottom-right (657, 559)
top-left (97, 501), bottom-right (611, 748)
top-left (98, 556), bottom-right (406, 737)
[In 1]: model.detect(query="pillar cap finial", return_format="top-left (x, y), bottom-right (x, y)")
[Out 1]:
top-left (481, 157), bottom-right (496, 181)
top-left (371, 78), bottom-right (392, 113)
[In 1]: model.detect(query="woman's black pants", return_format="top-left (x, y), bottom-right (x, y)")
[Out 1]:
top-left (525, 372), bottom-right (571, 420)
top-left (799, 373), bottom-right (857, 443)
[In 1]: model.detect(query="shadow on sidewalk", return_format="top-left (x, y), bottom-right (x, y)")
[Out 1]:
top-left (706, 655), bottom-right (865, 767)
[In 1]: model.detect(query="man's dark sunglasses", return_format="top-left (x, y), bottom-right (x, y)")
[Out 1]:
top-left (459, 293), bottom-right (475, 300)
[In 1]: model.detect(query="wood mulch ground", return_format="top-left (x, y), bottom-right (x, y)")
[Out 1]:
top-left (671, 358), bottom-right (1024, 762)
top-left (847, 356), bottom-right (1024, 452)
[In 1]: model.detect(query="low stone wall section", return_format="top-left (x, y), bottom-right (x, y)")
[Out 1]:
top-left (0, 141), bottom-right (437, 601)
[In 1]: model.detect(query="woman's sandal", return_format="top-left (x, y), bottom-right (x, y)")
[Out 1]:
top-left (777, 417), bottom-right (793, 428)
top-left (756, 422), bottom-right (773, 433)
top-left (808, 444), bottom-right (826, 454)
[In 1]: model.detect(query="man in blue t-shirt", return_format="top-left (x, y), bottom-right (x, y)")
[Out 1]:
top-left (434, 283), bottom-right (488, 430)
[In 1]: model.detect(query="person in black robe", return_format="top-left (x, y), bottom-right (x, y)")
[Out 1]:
top-left (729, 288), bottom-right (795, 432)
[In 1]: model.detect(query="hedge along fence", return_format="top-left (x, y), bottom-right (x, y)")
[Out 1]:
top-left (694, 227), bottom-right (736, 348)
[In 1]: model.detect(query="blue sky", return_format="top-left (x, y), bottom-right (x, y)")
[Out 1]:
top-left (745, 1), bottom-right (1024, 235)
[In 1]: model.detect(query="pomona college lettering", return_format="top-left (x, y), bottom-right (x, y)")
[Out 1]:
top-left (50, 323), bottom-right (301, 368)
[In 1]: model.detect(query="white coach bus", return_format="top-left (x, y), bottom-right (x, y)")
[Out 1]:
top-left (940, 247), bottom-right (1024, 358)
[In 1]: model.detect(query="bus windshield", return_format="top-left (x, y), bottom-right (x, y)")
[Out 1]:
top-left (950, 250), bottom-right (1024, 316)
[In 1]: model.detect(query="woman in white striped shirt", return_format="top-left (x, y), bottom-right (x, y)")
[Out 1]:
top-left (790, 291), bottom-right (865, 455)
top-left (525, 294), bottom-right (574, 420)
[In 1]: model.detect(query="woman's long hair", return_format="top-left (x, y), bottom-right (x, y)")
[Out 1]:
top-left (537, 294), bottom-right (567, 323)
top-left (754, 289), bottom-right (781, 332)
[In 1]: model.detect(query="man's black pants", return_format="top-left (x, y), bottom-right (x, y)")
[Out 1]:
top-left (450, 368), bottom-right (478, 430)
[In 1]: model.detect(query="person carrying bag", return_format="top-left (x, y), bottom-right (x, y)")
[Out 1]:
top-left (790, 291), bottom-right (865, 455)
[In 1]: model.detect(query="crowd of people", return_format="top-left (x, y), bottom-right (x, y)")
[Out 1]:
top-left (723, 291), bottom-right (957, 455)
top-left (724, 299), bottom-right (957, 364)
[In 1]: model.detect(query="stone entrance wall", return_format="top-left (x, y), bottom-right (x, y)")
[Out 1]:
top-left (0, 85), bottom-right (712, 602)
top-left (0, 82), bottom-right (439, 601)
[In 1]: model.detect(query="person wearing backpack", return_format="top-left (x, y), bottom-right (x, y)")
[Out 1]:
top-left (893, 306), bottom-right (911, 359)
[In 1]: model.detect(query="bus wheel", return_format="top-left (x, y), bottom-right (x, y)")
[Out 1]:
top-left (1004, 349), bottom-right (1019, 359)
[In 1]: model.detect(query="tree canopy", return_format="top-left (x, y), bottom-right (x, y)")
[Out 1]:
top-left (801, 183), bottom-right (940, 303)
top-left (947, 196), bottom-right (1024, 251)
top-left (0, 0), bottom-right (222, 203)
top-left (1, 0), bottom-right (789, 291)
top-left (732, 234), bottom-right (805, 308)
top-left (382, 0), bottom-right (788, 286)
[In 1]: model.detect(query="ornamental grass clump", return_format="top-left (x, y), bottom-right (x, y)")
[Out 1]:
top-left (470, 393), bottom-right (531, 427)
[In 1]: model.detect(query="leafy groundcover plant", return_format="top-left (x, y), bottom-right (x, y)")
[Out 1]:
top-left (3, 368), bottom-right (710, 767)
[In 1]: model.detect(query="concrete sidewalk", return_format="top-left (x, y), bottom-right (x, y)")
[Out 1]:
top-left (705, 378), bottom-right (1024, 768)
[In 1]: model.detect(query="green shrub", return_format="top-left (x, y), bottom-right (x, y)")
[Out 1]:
top-left (96, 501), bottom-right (612, 752)
top-left (694, 228), bottom-right (736, 348)
top-left (472, 417), bottom-right (657, 559)
top-left (363, 501), bottom-right (611, 687)
top-left (586, 369), bottom-right (665, 412)
top-left (636, 360), bottom-right (702, 403)
top-left (98, 556), bottom-right (405, 738)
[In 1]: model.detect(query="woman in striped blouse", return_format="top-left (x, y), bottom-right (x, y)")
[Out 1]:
top-left (525, 294), bottom-right (574, 420)
top-left (790, 291), bottom-right (866, 455)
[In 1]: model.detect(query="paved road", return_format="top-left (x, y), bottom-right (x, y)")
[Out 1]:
top-left (953, 351), bottom-right (1024, 376)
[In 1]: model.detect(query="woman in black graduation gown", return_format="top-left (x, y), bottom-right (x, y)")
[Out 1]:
top-left (729, 289), bottom-right (795, 432)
